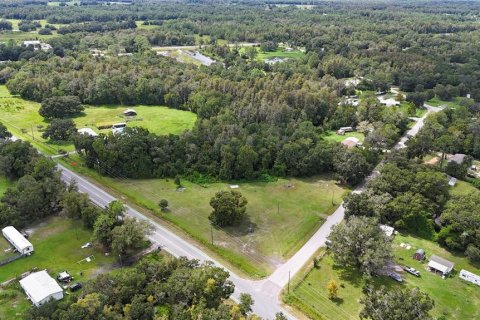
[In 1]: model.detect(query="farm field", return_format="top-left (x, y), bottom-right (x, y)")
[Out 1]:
top-left (61, 161), bottom-right (349, 277)
top-left (0, 85), bottom-right (196, 155)
top-left (286, 234), bottom-right (480, 320)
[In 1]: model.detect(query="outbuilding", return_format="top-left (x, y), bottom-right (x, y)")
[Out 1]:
top-left (123, 108), bottom-right (137, 117)
top-left (413, 249), bottom-right (425, 261)
top-left (77, 128), bottom-right (98, 137)
top-left (2, 226), bottom-right (34, 255)
top-left (459, 269), bottom-right (480, 286)
top-left (428, 255), bottom-right (455, 276)
top-left (20, 270), bottom-right (63, 306)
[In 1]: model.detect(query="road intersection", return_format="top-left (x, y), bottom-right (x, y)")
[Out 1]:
top-left (57, 103), bottom-right (443, 320)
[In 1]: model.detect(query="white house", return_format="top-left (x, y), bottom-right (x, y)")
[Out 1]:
top-left (2, 226), bottom-right (34, 255)
top-left (378, 97), bottom-right (400, 107)
top-left (20, 270), bottom-right (63, 306)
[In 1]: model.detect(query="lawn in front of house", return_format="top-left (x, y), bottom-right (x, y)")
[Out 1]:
top-left (0, 216), bottom-right (115, 283)
top-left (0, 85), bottom-right (196, 155)
top-left (0, 216), bottom-right (115, 318)
top-left (286, 234), bottom-right (480, 320)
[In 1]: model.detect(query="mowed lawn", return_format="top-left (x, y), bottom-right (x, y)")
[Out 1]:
top-left (0, 216), bottom-right (115, 283)
top-left (322, 131), bottom-right (365, 143)
top-left (287, 235), bottom-right (480, 320)
top-left (0, 216), bottom-right (115, 318)
top-left (71, 169), bottom-right (348, 277)
top-left (0, 85), bottom-right (196, 155)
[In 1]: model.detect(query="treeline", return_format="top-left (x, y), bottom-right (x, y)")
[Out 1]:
top-left (57, 20), bottom-right (137, 34)
top-left (3, 1), bottom-right (480, 97)
top-left (24, 255), bottom-right (277, 320)
top-left (0, 125), bottom-right (152, 258)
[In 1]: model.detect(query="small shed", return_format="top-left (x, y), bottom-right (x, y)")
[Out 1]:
top-left (380, 224), bottom-right (395, 237)
top-left (123, 109), bottom-right (137, 117)
top-left (20, 270), bottom-right (63, 306)
top-left (428, 255), bottom-right (455, 275)
top-left (2, 226), bottom-right (34, 255)
top-left (413, 249), bottom-right (425, 261)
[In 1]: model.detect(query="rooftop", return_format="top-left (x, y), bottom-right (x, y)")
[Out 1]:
top-left (19, 270), bottom-right (63, 305)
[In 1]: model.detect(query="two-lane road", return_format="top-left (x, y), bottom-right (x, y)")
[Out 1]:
top-left (54, 103), bottom-right (443, 320)
top-left (59, 165), bottom-right (295, 320)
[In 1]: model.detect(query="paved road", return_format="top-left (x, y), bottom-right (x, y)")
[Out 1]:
top-left (54, 103), bottom-right (443, 320)
top-left (59, 164), bottom-right (295, 320)
top-left (268, 103), bottom-right (443, 288)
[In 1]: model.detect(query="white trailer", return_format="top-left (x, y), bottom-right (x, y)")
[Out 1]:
top-left (2, 226), bottom-right (34, 255)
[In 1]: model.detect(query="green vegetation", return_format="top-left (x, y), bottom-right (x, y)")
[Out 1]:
top-left (0, 176), bottom-right (11, 196)
top-left (59, 161), bottom-right (348, 276)
top-left (426, 96), bottom-right (464, 109)
top-left (257, 48), bottom-right (305, 61)
top-left (0, 216), bottom-right (115, 283)
top-left (322, 131), bottom-right (365, 143)
top-left (0, 85), bottom-right (196, 155)
top-left (287, 234), bottom-right (480, 320)
top-left (450, 180), bottom-right (480, 197)
top-left (0, 287), bottom-right (31, 320)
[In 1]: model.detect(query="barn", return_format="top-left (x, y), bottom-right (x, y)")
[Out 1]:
top-left (20, 270), bottom-right (63, 306)
top-left (2, 226), bottom-right (34, 255)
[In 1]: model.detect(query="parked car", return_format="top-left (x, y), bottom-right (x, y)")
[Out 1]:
top-left (81, 242), bottom-right (92, 249)
top-left (57, 271), bottom-right (72, 283)
top-left (403, 266), bottom-right (421, 277)
top-left (388, 272), bottom-right (403, 282)
top-left (70, 283), bottom-right (82, 292)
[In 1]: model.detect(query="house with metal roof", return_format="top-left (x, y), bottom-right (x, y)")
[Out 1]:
top-left (20, 270), bottom-right (63, 306)
top-left (2, 226), bottom-right (34, 255)
top-left (428, 255), bottom-right (455, 276)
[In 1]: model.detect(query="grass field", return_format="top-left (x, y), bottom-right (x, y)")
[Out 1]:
top-left (58, 160), bottom-right (349, 277)
top-left (0, 216), bottom-right (115, 318)
top-left (286, 234), bottom-right (480, 320)
top-left (238, 46), bottom-right (305, 62)
top-left (322, 131), bottom-right (365, 143)
top-left (450, 180), bottom-right (480, 196)
top-left (0, 216), bottom-right (115, 283)
top-left (427, 96), bottom-right (467, 109)
top-left (0, 85), bottom-right (196, 155)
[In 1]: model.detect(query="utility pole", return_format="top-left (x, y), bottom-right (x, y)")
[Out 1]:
top-left (287, 271), bottom-right (291, 294)
top-left (331, 190), bottom-right (335, 206)
top-left (210, 225), bottom-right (214, 246)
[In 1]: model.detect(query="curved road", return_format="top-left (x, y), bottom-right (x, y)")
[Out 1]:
top-left (57, 103), bottom-right (442, 320)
